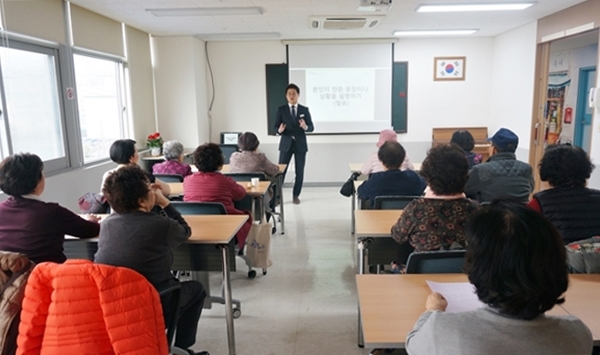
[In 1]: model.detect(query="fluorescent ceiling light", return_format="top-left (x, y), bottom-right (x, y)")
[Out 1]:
top-left (394, 29), bottom-right (478, 36)
top-left (197, 32), bottom-right (281, 40)
top-left (416, 3), bottom-right (535, 12)
top-left (146, 7), bottom-right (263, 17)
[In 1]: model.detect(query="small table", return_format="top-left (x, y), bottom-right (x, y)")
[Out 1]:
top-left (354, 209), bottom-right (403, 347)
top-left (356, 274), bottom-right (578, 349)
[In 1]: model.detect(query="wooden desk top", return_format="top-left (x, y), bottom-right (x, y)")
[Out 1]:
top-left (356, 274), bottom-right (574, 348)
top-left (184, 214), bottom-right (248, 244)
top-left (559, 274), bottom-right (600, 341)
top-left (190, 164), bottom-right (287, 174)
top-left (167, 181), bottom-right (270, 197)
top-left (74, 214), bottom-right (247, 245)
top-left (354, 210), bottom-right (402, 236)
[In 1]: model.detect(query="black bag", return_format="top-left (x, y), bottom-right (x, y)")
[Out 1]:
top-left (340, 172), bottom-right (360, 197)
top-left (78, 192), bottom-right (109, 214)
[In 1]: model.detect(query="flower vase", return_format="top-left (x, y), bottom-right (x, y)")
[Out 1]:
top-left (150, 147), bottom-right (161, 157)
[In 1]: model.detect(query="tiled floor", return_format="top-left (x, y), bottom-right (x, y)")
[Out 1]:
top-left (193, 186), bottom-right (402, 355)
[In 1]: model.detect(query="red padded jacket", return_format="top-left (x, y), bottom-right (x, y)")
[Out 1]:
top-left (17, 260), bottom-right (168, 355)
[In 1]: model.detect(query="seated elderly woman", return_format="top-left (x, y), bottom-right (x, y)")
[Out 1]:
top-left (101, 139), bottom-right (170, 196)
top-left (229, 132), bottom-right (279, 227)
top-left (406, 199), bottom-right (592, 355)
top-left (450, 130), bottom-right (482, 169)
top-left (95, 165), bottom-right (208, 355)
top-left (357, 141), bottom-right (426, 208)
top-left (183, 143), bottom-right (252, 250)
top-left (0, 153), bottom-right (99, 264)
top-left (229, 132), bottom-right (279, 177)
top-left (528, 144), bottom-right (600, 244)
top-left (152, 140), bottom-right (192, 177)
top-left (391, 144), bottom-right (480, 265)
top-left (361, 128), bottom-right (414, 176)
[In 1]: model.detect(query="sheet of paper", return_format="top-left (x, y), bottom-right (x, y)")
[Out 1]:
top-left (426, 280), bottom-right (485, 313)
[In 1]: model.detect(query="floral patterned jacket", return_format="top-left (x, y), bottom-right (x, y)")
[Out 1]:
top-left (391, 198), bottom-right (480, 261)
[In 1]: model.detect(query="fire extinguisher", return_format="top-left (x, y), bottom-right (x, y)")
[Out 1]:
top-left (564, 107), bottom-right (573, 124)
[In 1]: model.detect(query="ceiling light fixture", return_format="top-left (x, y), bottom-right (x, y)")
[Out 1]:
top-left (416, 3), bottom-right (535, 12)
top-left (394, 29), bottom-right (478, 36)
top-left (197, 32), bottom-right (281, 40)
top-left (146, 7), bottom-right (263, 17)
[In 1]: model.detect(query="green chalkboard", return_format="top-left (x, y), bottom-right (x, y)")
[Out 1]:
top-left (392, 62), bottom-right (408, 133)
top-left (265, 63), bottom-right (289, 136)
top-left (265, 61), bottom-right (408, 134)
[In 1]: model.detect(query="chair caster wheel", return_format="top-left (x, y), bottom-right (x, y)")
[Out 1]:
top-left (248, 270), bottom-right (256, 279)
top-left (262, 269), bottom-right (267, 275)
top-left (232, 308), bottom-right (241, 319)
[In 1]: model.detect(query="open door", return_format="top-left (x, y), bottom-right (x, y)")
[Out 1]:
top-left (529, 30), bottom-right (599, 192)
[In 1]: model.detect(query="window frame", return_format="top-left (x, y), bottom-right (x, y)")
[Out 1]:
top-left (0, 39), bottom-right (71, 173)
top-left (0, 35), bottom-right (131, 175)
top-left (71, 48), bottom-right (130, 166)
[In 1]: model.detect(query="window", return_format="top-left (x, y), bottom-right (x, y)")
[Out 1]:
top-left (0, 42), bottom-right (66, 167)
top-left (0, 40), bottom-right (130, 173)
top-left (73, 53), bottom-right (128, 164)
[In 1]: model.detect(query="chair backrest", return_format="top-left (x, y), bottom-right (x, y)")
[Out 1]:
top-left (154, 174), bottom-right (184, 183)
top-left (223, 172), bottom-right (267, 181)
top-left (171, 201), bottom-right (227, 215)
top-left (405, 250), bottom-right (467, 274)
top-left (373, 195), bottom-right (420, 210)
top-left (158, 283), bottom-right (182, 349)
top-left (219, 144), bottom-right (239, 164)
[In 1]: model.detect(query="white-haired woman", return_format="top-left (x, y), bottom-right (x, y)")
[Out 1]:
top-left (152, 140), bottom-right (192, 177)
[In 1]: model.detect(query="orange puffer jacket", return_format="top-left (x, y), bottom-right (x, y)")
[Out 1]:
top-left (16, 260), bottom-right (168, 355)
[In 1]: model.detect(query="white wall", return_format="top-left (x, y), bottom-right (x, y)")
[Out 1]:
top-left (207, 38), bottom-right (498, 183)
top-left (490, 22), bottom-right (538, 161)
top-left (152, 36), bottom-right (210, 149)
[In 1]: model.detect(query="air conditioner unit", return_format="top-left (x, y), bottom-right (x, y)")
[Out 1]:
top-left (358, 0), bottom-right (392, 12)
top-left (309, 16), bottom-right (384, 30)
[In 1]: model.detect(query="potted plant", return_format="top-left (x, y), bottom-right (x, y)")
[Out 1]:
top-left (147, 132), bottom-right (163, 156)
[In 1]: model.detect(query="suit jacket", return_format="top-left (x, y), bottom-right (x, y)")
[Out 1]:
top-left (274, 103), bottom-right (314, 152)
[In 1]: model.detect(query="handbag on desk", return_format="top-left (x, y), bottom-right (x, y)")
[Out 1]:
top-left (340, 172), bottom-right (360, 197)
top-left (245, 219), bottom-right (273, 269)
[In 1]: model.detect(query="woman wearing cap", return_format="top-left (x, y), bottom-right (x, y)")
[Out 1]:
top-left (361, 129), bottom-right (414, 176)
top-left (152, 140), bottom-right (192, 177)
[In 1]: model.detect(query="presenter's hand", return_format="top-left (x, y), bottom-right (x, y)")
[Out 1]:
top-left (278, 123), bottom-right (286, 134)
top-left (425, 292), bottom-right (447, 312)
top-left (299, 119), bottom-right (308, 130)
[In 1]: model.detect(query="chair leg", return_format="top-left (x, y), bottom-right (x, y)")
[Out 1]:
top-left (171, 346), bottom-right (190, 355)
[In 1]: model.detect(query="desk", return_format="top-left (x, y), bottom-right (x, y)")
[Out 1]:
top-left (180, 166), bottom-right (288, 234)
top-left (167, 181), bottom-right (270, 223)
top-left (559, 274), bottom-right (600, 343)
top-left (67, 214), bottom-right (247, 355)
top-left (354, 209), bottom-right (402, 347)
top-left (356, 274), bottom-right (582, 349)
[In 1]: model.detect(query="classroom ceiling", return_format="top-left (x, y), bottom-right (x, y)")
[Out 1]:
top-left (69, 0), bottom-right (589, 41)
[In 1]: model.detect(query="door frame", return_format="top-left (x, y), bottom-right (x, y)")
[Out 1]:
top-left (574, 66), bottom-right (596, 149)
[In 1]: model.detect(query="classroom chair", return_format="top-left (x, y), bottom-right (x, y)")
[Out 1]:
top-left (158, 284), bottom-right (189, 355)
top-left (405, 250), bottom-right (467, 274)
top-left (373, 195), bottom-right (420, 210)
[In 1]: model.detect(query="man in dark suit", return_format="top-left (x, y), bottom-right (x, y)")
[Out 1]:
top-left (275, 83), bottom-right (314, 204)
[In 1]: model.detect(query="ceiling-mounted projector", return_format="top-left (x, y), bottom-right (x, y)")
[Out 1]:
top-left (358, 0), bottom-right (392, 12)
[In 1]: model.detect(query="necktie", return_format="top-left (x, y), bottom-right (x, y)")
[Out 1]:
top-left (291, 105), bottom-right (296, 119)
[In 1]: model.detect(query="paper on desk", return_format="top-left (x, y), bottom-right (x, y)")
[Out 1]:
top-left (426, 280), bottom-right (485, 313)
